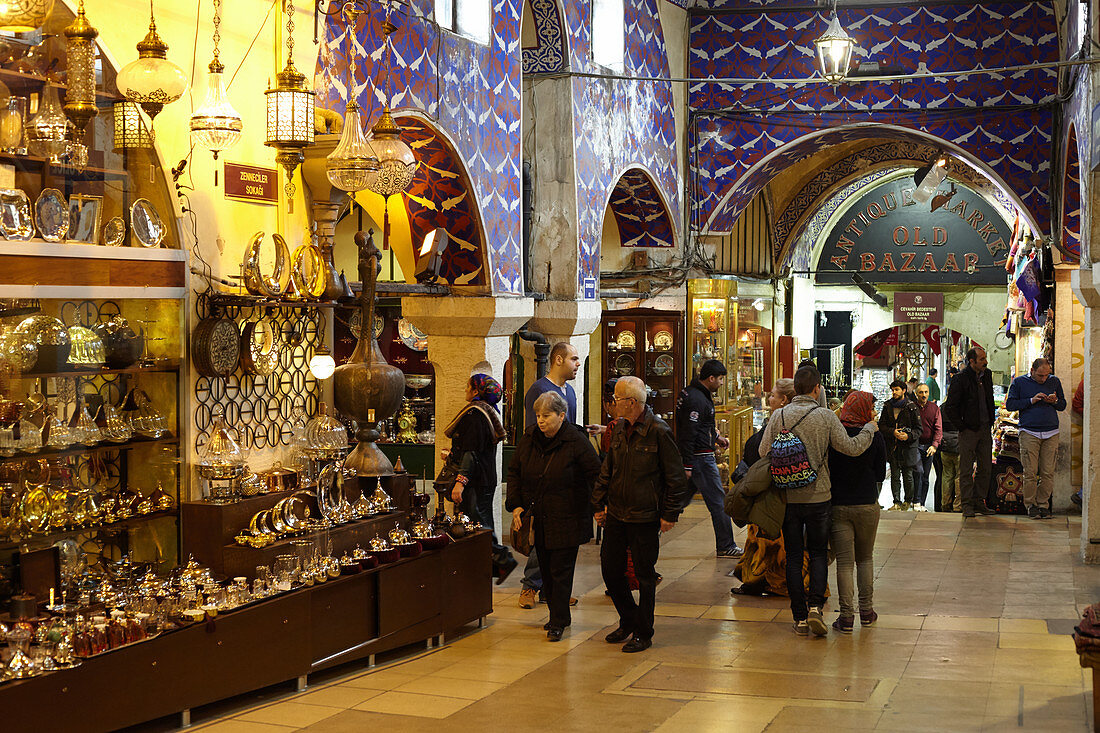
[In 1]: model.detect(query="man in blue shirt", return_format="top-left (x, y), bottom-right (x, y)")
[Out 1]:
top-left (518, 342), bottom-right (581, 609)
top-left (1005, 357), bottom-right (1066, 519)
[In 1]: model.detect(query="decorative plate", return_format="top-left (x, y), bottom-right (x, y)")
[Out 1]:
top-left (0, 189), bottom-right (32, 240)
top-left (397, 318), bottom-right (428, 351)
top-left (34, 188), bottom-right (68, 242)
top-left (614, 353), bottom-right (635, 376)
top-left (131, 198), bottom-right (165, 248)
top-left (192, 316), bottom-right (241, 378)
top-left (103, 216), bottom-right (125, 246)
top-left (241, 319), bottom-right (280, 377)
top-left (616, 330), bottom-right (636, 350)
top-left (653, 330), bottom-right (673, 351)
top-left (652, 354), bottom-right (674, 377)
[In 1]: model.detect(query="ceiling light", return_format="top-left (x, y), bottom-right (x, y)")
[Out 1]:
top-left (116, 0), bottom-right (189, 122)
top-left (912, 155), bottom-right (948, 203)
top-left (813, 4), bottom-right (856, 85)
top-left (190, 0), bottom-right (243, 170)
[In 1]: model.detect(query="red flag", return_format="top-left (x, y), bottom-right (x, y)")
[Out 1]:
top-left (922, 325), bottom-right (941, 356)
top-left (855, 327), bottom-right (897, 359)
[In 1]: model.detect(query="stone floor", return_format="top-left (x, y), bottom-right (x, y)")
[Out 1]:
top-left (155, 503), bottom-right (1100, 733)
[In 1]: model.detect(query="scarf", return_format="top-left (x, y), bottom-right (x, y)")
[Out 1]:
top-left (443, 400), bottom-right (506, 443)
top-left (468, 373), bottom-right (502, 407)
top-left (839, 390), bottom-right (875, 428)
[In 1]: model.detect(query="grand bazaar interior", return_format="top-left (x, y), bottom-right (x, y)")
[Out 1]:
top-left (1, 0), bottom-right (1100, 730)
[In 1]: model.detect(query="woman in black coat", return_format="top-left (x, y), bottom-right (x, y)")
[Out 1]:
top-left (445, 373), bottom-right (517, 583)
top-left (506, 390), bottom-right (601, 641)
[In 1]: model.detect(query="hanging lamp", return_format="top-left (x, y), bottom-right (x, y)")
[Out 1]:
top-left (62, 0), bottom-right (98, 140)
top-left (326, 4), bottom-right (379, 192)
top-left (0, 0), bottom-right (54, 32)
top-left (190, 0), bottom-right (242, 178)
top-left (813, 2), bottom-right (856, 86)
top-left (364, 9), bottom-right (416, 198)
top-left (112, 101), bottom-right (154, 150)
top-left (265, 0), bottom-right (315, 208)
top-left (116, 0), bottom-right (189, 121)
top-left (27, 84), bottom-right (71, 163)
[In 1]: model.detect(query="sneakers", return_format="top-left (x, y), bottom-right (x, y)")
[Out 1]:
top-left (717, 547), bottom-right (744, 559)
top-left (807, 607), bottom-right (828, 637)
top-left (887, 502), bottom-right (906, 511)
top-left (519, 588), bottom-right (538, 609)
top-left (860, 609), bottom-right (878, 626)
top-left (792, 620), bottom-right (809, 636)
top-left (1027, 505), bottom-right (1042, 520)
top-left (1040, 507), bottom-right (1053, 519)
top-left (832, 615), bottom-right (854, 634)
top-left (914, 505), bottom-right (929, 513)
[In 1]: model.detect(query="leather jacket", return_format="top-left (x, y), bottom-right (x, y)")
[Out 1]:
top-left (675, 378), bottom-right (717, 467)
top-left (942, 366), bottom-right (995, 432)
top-left (592, 406), bottom-right (691, 524)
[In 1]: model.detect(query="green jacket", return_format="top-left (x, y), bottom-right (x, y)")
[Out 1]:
top-left (724, 456), bottom-right (786, 540)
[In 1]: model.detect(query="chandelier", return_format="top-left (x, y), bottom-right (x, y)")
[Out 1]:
top-left (364, 8), bottom-right (416, 197)
top-left (190, 0), bottom-right (242, 173)
top-left (813, 2), bottom-right (856, 86)
top-left (326, 3), bottom-right (379, 192)
top-left (265, 0), bottom-right (315, 205)
top-left (0, 0), bottom-right (54, 32)
top-left (62, 0), bottom-right (97, 139)
top-left (116, 0), bottom-right (189, 121)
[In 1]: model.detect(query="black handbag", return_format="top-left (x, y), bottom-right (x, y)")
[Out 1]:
top-left (433, 455), bottom-right (461, 495)
top-left (510, 512), bottom-right (535, 556)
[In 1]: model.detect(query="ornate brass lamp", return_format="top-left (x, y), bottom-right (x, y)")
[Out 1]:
top-left (0, 0), bottom-right (54, 32)
top-left (813, 2), bottom-right (856, 85)
top-left (116, 0), bottom-right (189, 121)
top-left (325, 3), bottom-right (379, 192)
top-left (333, 229), bottom-right (405, 476)
top-left (112, 101), bottom-right (154, 150)
top-left (266, 0), bottom-right (315, 206)
top-left (190, 0), bottom-right (242, 173)
top-left (62, 0), bottom-right (98, 140)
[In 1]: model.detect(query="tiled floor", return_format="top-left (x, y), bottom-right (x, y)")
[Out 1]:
top-left (175, 505), bottom-right (1099, 733)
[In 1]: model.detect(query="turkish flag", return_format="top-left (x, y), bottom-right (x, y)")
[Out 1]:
top-left (922, 325), bottom-right (941, 356)
top-left (855, 327), bottom-right (897, 359)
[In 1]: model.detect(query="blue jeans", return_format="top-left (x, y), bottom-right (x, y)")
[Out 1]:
top-left (690, 452), bottom-right (737, 553)
top-left (783, 500), bottom-right (831, 621)
top-left (521, 551), bottom-right (542, 591)
top-left (918, 444), bottom-right (935, 506)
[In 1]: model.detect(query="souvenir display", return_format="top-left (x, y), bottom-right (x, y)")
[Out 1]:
top-left (102, 216), bottom-right (125, 246)
top-left (614, 352), bottom-right (635, 376)
top-left (66, 194), bottom-right (102, 244)
top-left (65, 325), bottom-right (105, 368)
top-left (191, 315), bottom-right (240, 377)
top-left (240, 318), bottom-right (280, 376)
top-left (652, 330), bottom-right (673, 351)
top-left (241, 231), bottom-right (291, 297)
top-left (0, 188), bottom-right (34, 240)
top-left (197, 408), bottom-right (245, 504)
top-left (14, 314), bottom-right (70, 371)
top-left (651, 353), bottom-right (674, 377)
top-left (130, 199), bottom-right (165, 248)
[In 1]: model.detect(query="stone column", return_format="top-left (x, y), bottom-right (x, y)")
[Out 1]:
top-left (401, 296), bottom-right (534, 528)
top-left (524, 299), bottom-right (603, 424)
top-left (1071, 268), bottom-right (1100, 561)
top-left (1053, 270), bottom-right (1075, 508)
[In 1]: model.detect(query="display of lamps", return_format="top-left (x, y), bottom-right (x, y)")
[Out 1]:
top-left (364, 14), bottom-right (416, 197)
top-left (266, 0), bottom-right (315, 204)
top-left (116, 0), bottom-right (189, 121)
top-left (113, 101), bottom-right (154, 150)
top-left (813, 2), bottom-right (856, 85)
top-left (62, 0), bottom-right (98, 140)
top-left (26, 84), bottom-right (71, 163)
top-left (0, 0), bottom-right (55, 32)
top-left (190, 0), bottom-right (242, 173)
top-left (326, 3), bottom-right (379, 192)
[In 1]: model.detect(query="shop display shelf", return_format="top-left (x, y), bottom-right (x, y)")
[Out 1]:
top-left (0, 435), bottom-right (178, 465)
top-left (11, 358), bottom-right (182, 380)
top-left (0, 509), bottom-right (176, 553)
top-left (0, 68), bottom-right (125, 102)
top-left (207, 291), bottom-right (344, 310)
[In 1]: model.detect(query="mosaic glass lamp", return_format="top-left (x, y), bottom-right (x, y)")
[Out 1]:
top-left (62, 0), bottom-right (98, 139)
top-left (0, 0), bottom-right (54, 32)
top-left (364, 18), bottom-right (416, 197)
top-left (116, 1), bottom-right (189, 121)
top-left (112, 101), bottom-right (154, 150)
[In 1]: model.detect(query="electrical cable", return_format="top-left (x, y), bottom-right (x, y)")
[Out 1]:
top-left (227, 0), bottom-right (280, 91)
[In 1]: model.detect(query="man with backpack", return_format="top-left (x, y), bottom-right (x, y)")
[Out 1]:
top-left (759, 364), bottom-right (877, 637)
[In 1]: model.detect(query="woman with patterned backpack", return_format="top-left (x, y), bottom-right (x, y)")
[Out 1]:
top-left (758, 364), bottom-right (877, 637)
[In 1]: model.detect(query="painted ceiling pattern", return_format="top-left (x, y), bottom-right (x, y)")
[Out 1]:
top-left (565, 0), bottom-right (681, 289)
top-left (608, 168), bottom-right (676, 247)
top-left (688, 2), bottom-right (1059, 238)
top-left (314, 2), bottom-right (524, 294)
top-left (523, 0), bottom-right (567, 73)
top-left (1061, 64), bottom-right (1088, 264)
top-left (396, 116), bottom-right (486, 285)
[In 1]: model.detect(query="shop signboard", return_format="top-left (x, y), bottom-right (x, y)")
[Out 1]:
top-left (223, 162), bottom-right (278, 204)
top-left (815, 177), bottom-right (1012, 285)
top-left (893, 292), bottom-right (944, 323)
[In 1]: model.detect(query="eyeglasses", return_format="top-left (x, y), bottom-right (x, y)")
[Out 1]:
top-left (613, 396), bottom-right (636, 403)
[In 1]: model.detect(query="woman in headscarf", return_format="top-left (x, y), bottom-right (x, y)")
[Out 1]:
top-left (827, 390), bottom-right (887, 633)
top-left (444, 372), bottom-right (517, 583)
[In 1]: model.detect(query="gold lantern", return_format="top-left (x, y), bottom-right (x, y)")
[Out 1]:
top-left (62, 0), bottom-right (98, 139)
top-left (112, 101), bottom-right (154, 151)
top-left (116, 1), bottom-right (189, 121)
top-left (265, 0), bottom-right (314, 204)
top-left (0, 0), bottom-right (55, 32)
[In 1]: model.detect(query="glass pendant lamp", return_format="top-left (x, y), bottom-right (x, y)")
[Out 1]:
top-left (27, 84), bottom-right (71, 162)
top-left (814, 2), bottom-right (856, 85)
top-left (0, 0), bottom-right (54, 32)
top-left (364, 13), bottom-right (416, 197)
top-left (62, 0), bottom-right (98, 139)
top-left (116, 0), bottom-right (189, 121)
top-left (190, 0), bottom-right (242, 174)
top-left (326, 4), bottom-right (379, 192)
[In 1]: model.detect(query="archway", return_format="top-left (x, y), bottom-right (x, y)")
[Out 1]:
top-left (1061, 124), bottom-right (1082, 263)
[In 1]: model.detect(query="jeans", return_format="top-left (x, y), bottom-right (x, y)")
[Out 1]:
top-left (520, 551), bottom-right (542, 591)
top-left (830, 504), bottom-right (880, 617)
top-left (957, 427), bottom-right (993, 511)
top-left (535, 544), bottom-right (579, 629)
top-left (918, 444), bottom-right (935, 507)
top-left (474, 481), bottom-right (511, 564)
top-left (940, 451), bottom-right (961, 511)
top-left (782, 501), bottom-right (831, 621)
top-left (601, 516), bottom-right (660, 640)
top-left (690, 452), bottom-right (737, 553)
top-left (1019, 432), bottom-right (1058, 508)
top-left (888, 455), bottom-right (916, 505)
top-left (932, 451), bottom-right (943, 511)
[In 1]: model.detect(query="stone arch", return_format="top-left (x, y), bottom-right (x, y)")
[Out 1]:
top-left (601, 166), bottom-right (676, 249)
top-left (702, 124), bottom-right (1044, 241)
top-left (351, 112), bottom-right (490, 289)
top-left (1061, 123), bottom-right (1082, 263)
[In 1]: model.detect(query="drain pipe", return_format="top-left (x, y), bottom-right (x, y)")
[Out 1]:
top-left (517, 324), bottom-right (550, 379)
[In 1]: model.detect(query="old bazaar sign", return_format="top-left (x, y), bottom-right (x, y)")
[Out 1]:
top-left (815, 178), bottom-right (1012, 285)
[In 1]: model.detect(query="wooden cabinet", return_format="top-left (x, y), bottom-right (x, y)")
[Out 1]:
top-left (602, 308), bottom-right (683, 422)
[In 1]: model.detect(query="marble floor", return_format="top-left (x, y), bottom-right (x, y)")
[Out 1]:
top-left (155, 504), bottom-right (1100, 733)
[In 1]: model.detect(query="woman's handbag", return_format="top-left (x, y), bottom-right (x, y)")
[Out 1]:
top-left (433, 457), bottom-right (461, 496)
top-left (510, 511), bottom-right (535, 556)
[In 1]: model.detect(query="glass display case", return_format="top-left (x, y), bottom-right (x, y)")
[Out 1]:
top-left (687, 279), bottom-right (736, 407)
top-left (731, 288), bottom-right (775, 410)
top-left (602, 308), bottom-right (681, 423)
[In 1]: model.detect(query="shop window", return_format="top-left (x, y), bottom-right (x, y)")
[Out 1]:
top-left (435, 0), bottom-right (491, 45)
top-left (591, 0), bottom-right (624, 71)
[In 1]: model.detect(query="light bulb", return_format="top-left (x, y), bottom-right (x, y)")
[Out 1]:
top-left (309, 350), bottom-right (336, 380)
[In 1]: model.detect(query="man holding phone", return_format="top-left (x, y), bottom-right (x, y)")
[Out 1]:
top-left (1005, 358), bottom-right (1066, 519)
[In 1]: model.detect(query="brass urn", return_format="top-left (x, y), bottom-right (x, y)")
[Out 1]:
top-left (333, 230), bottom-right (405, 476)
